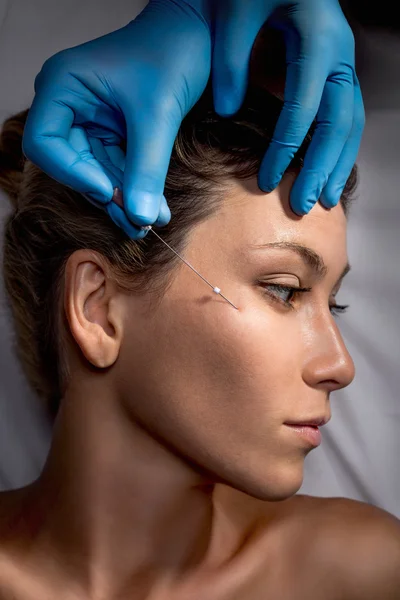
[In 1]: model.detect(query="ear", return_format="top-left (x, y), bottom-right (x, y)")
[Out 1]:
top-left (64, 250), bottom-right (124, 369)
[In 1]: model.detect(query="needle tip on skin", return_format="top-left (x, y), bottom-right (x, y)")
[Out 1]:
top-left (218, 293), bottom-right (239, 310)
top-left (141, 226), bottom-right (239, 310)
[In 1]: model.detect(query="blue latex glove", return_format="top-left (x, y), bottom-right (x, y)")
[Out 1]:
top-left (23, 1), bottom-right (213, 237)
top-left (23, 0), bottom-right (364, 237)
top-left (210, 0), bottom-right (365, 214)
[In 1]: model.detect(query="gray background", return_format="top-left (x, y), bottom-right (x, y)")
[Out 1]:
top-left (0, 1), bottom-right (399, 517)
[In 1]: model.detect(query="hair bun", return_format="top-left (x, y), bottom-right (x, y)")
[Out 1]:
top-left (0, 109), bottom-right (29, 207)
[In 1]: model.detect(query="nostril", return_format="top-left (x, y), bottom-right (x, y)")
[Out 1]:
top-left (320, 379), bottom-right (341, 392)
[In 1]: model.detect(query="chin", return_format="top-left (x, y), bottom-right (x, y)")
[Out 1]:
top-left (218, 461), bottom-right (305, 503)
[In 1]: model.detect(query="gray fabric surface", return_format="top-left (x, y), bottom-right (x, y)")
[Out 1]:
top-left (0, 2), bottom-right (399, 517)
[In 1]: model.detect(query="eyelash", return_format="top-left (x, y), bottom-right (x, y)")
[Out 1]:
top-left (261, 283), bottom-right (349, 316)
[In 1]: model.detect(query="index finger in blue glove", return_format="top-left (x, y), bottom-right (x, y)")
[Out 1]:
top-left (258, 56), bottom-right (326, 194)
top-left (69, 129), bottom-right (126, 202)
top-left (212, 1), bottom-right (266, 116)
top-left (23, 98), bottom-right (114, 204)
top-left (88, 136), bottom-right (124, 189)
top-left (69, 130), bottom-right (138, 236)
top-left (289, 68), bottom-right (355, 215)
top-left (320, 75), bottom-right (365, 209)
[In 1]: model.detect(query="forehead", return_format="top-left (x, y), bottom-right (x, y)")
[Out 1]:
top-left (206, 175), bottom-right (348, 262)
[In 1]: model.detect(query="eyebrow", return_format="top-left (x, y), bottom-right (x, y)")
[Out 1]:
top-left (250, 241), bottom-right (351, 285)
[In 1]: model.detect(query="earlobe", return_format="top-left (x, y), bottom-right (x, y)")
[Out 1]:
top-left (64, 250), bottom-right (123, 369)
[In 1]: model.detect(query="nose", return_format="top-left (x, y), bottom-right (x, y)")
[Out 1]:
top-left (302, 317), bottom-right (355, 392)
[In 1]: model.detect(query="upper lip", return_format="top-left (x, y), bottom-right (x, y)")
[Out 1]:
top-left (285, 416), bottom-right (330, 427)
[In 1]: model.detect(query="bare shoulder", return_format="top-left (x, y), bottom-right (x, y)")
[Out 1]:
top-left (214, 489), bottom-right (400, 599)
top-left (298, 495), bottom-right (400, 600)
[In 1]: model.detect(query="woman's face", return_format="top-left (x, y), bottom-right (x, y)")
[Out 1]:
top-left (117, 175), bottom-right (355, 501)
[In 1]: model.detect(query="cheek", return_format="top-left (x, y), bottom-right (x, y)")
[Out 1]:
top-left (208, 306), bottom-right (300, 400)
top-left (117, 297), bottom-right (306, 497)
top-left (127, 297), bottom-right (301, 414)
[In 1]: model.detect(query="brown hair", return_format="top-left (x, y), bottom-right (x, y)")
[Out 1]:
top-left (0, 84), bottom-right (358, 418)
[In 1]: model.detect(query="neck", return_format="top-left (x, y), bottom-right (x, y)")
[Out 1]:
top-left (15, 376), bottom-right (238, 599)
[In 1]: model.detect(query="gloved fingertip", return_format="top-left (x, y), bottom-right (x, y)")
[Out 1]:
top-left (124, 190), bottom-right (162, 227)
top-left (73, 162), bottom-right (114, 203)
top-left (320, 183), bottom-right (344, 209)
top-left (89, 190), bottom-right (113, 204)
top-left (154, 196), bottom-right (171, 228)
top-left (129, 214), bottom-right (156, 227)
top-left (107, 202), bottom-right (146, 239)
top-left (258, 169), bottom-right (281, 194)
top-left (214, 97), bottom-right (240, 118)
top-left (258, 149), bottom-right (286, 193)
top-left (289, 188), bottom-right (316, 216)
top-left (291, 170), bottom-right (331, 215)
top-left (213, 85), bottom-right (243, 118)
top-left (290, 202), bottom-right (310, 216)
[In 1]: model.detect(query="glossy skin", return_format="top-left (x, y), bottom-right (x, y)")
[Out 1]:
top-left (0, 177), bottom-right (399, 600)
top-left (22, 0), bottom-right (364, 236)
top-left (112, 176), bottom-right (354, 503)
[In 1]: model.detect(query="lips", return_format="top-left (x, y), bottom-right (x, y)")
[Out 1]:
top-left (284, 417), bottom-right (330, 427)
top-left (284, 423), bottom-right (323, 447)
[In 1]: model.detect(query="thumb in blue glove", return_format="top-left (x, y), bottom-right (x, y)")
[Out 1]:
top-left (23, 0), bottom-right (212, 237)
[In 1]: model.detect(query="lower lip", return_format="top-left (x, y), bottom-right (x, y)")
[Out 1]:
top-left (284, 424), bottom-right (322, 447)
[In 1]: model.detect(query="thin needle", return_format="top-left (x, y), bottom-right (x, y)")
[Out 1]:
top-left (142, 226), bottom-right (238, 310)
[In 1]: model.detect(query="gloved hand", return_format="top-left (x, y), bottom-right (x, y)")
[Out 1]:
top-left (210, 0), bottom-right (365, 214)
top-left (23, 0), bottom-right (213, 237)
top-left (23, 0), bottom-right (364, 238)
